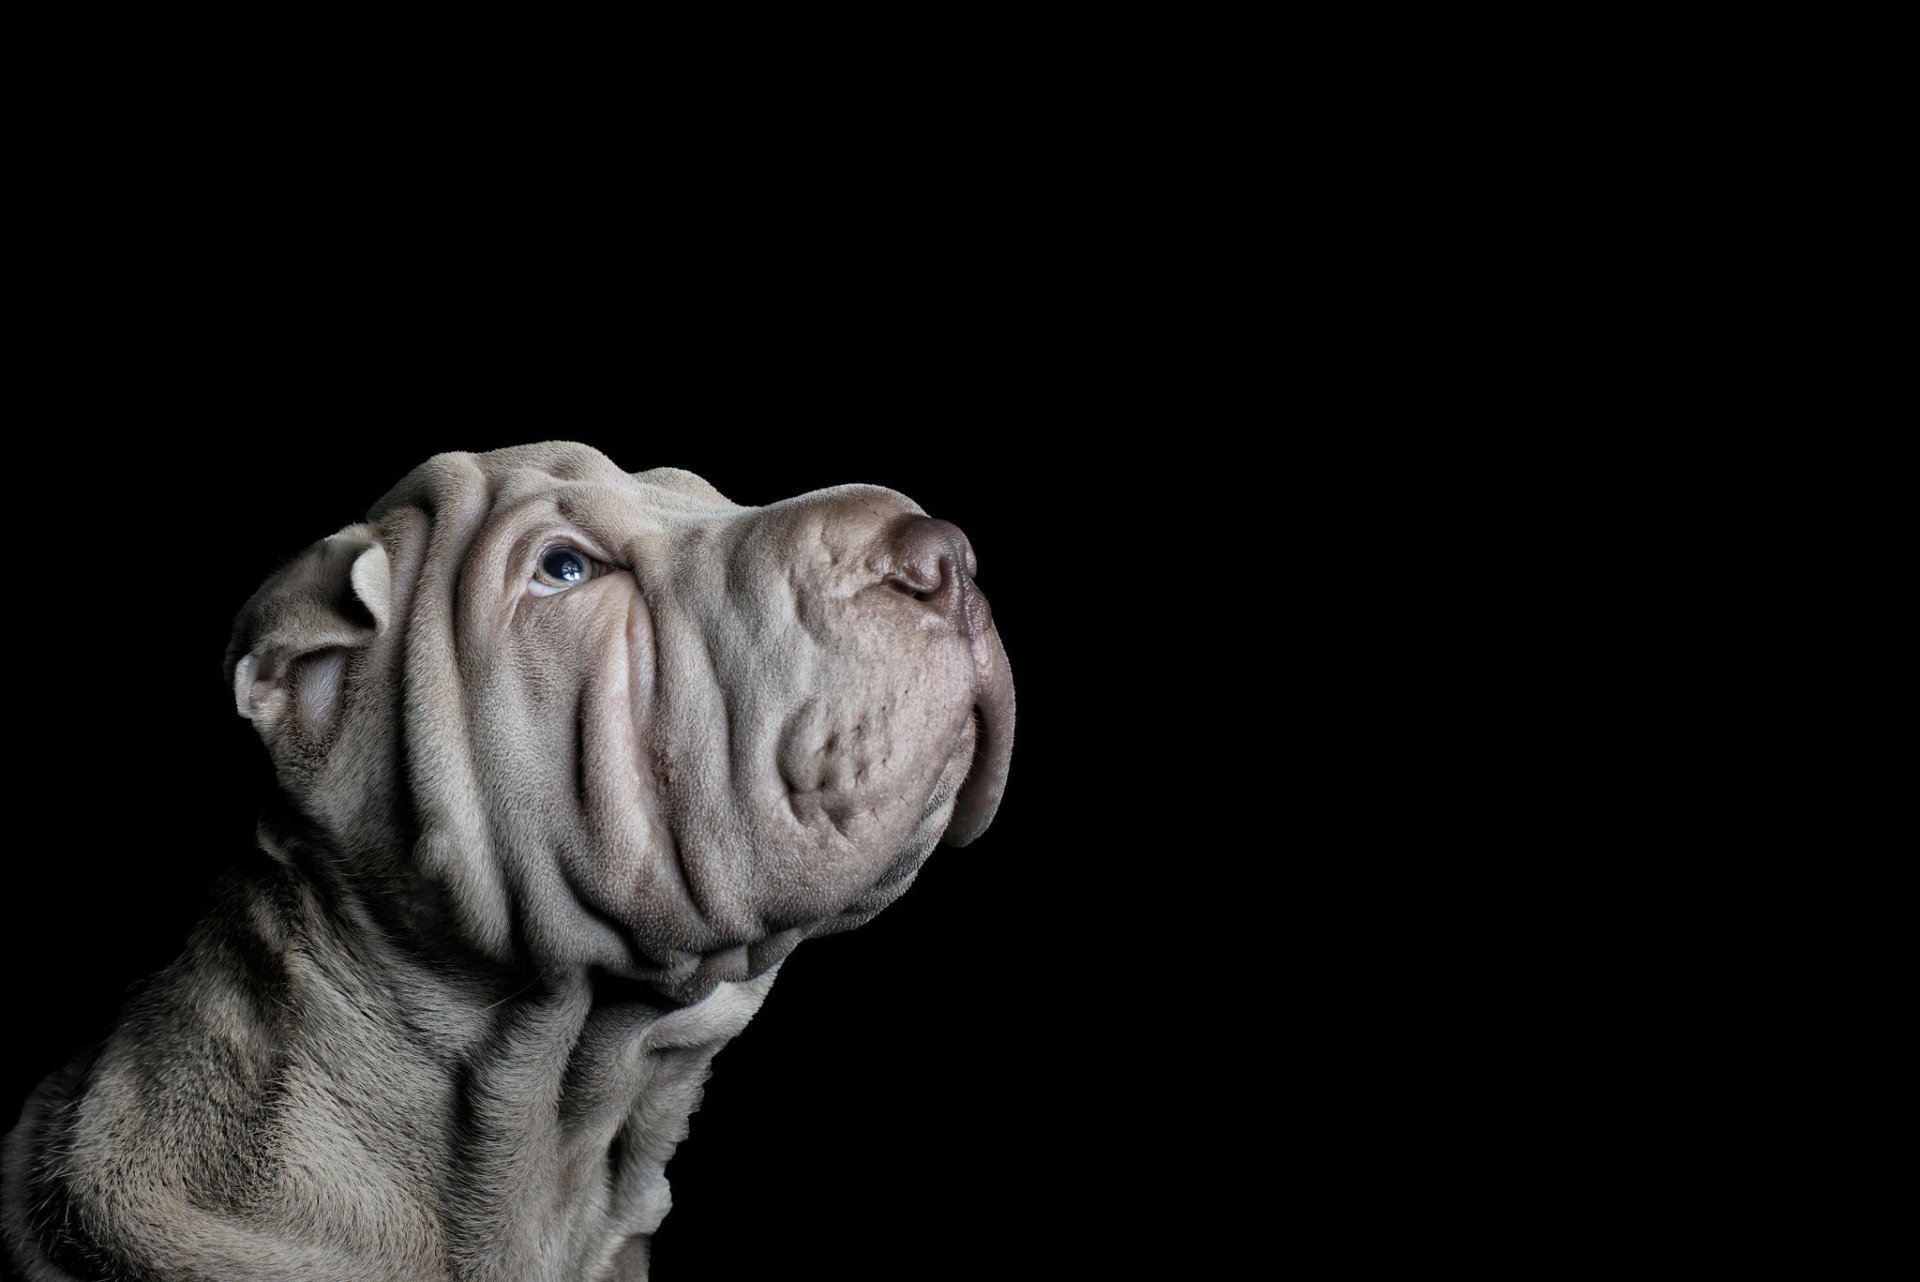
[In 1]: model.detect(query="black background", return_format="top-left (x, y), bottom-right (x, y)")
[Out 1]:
top-left (2, 417), bottom-right (1179, 1276)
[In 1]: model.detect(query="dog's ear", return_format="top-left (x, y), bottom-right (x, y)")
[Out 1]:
top-left (224, 523), bottom-right (391, 739)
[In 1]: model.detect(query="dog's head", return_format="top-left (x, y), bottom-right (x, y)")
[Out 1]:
top-left (222, 443), bottom-right (1013, 1000)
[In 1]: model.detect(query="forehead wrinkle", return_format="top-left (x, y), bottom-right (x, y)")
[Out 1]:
top-left (552, 482), bottom-right (681, 564)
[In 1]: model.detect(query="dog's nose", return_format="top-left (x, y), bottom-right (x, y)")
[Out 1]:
top-left (886, 516), bottom-right (991, 637)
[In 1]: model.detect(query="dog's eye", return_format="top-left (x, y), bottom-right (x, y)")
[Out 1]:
top-left (531, 546), bottom-right (597, 597)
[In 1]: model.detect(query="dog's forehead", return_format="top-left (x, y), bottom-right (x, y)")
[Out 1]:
top-left (367, 441), bottom-right (736, 524)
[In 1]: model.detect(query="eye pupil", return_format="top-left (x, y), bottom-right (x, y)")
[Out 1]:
top-left (542, 549), bottom-right (586, 583)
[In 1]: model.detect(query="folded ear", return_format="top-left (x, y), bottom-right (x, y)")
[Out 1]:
top-left (223, 523), bottom-right (391, 741)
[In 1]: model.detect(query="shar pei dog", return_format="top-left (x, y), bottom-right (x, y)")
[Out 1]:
top-left (0, 442), bottom-right (1015, 1281)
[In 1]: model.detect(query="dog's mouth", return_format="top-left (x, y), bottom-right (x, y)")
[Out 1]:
top-left (939, 625), bottom-right (1015, 848)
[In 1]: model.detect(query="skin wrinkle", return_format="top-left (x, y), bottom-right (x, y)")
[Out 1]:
top-left (792, 521), bottom-right (834, 650)
top-left (615, 588), bottom-right (697, 951)
top-left (355, 510), bottom-right (426, 916)
top-left (697, 627), bottom-right (733, 804)
top-left (474, 487), bottom-right (632, 977)
top-left (408, 463), bottom-right (513, 958)
top-left (2, 444), bottom-right (1013, 1282)
top-left (536, 488), bottom-right (696, 976)
top-left (563, 694), bottom-right (639, 977)
top-left (653, 610), bottom-right (719, 943)
top-left (777, 696), bottom-right (823, 839)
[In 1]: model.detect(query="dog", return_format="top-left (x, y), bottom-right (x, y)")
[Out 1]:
top-left (1, 442), bottom-right (1014, 1281)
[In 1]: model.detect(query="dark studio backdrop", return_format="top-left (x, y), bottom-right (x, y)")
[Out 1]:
top-left (1, 422), bottom-right (1178, 1276)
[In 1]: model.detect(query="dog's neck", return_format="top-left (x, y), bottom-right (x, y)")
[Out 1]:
top-left (3, 827), bottom-right (773, 1282)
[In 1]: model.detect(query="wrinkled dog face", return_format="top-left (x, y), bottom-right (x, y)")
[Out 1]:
top-left (225, 443), bottom-right (1013, 1001)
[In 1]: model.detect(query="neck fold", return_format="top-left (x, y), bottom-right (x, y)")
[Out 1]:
top-left (16, 834), bottom-right (776, 1282)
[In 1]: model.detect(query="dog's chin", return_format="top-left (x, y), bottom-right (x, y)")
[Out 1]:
top-left (639, 832), bottom-right (940, 1005)
top-left (639, 925), bottom-right (807, 1006)
top-left (629, 712), bottom-right (984, 1007)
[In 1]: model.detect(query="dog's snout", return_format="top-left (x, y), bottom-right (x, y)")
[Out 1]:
top-left (885, 516), bottom-right (989, 634)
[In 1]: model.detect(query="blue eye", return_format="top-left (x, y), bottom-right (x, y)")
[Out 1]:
top-left (531, 546), bottom-right (596, 596)
top-left (543, 549), bottom-right (586, 583)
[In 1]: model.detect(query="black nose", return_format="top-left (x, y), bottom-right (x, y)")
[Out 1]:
top-left (887, 516), bottom-right (990, 636)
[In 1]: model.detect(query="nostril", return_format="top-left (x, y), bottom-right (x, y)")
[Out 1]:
top-left (885, 569), bottom-right (939, 600)
top-left (885, 515), bottom-right (982, 621)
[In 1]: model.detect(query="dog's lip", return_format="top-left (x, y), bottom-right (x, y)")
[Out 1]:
top-left (939, 624), bottom-right (1014, 847)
